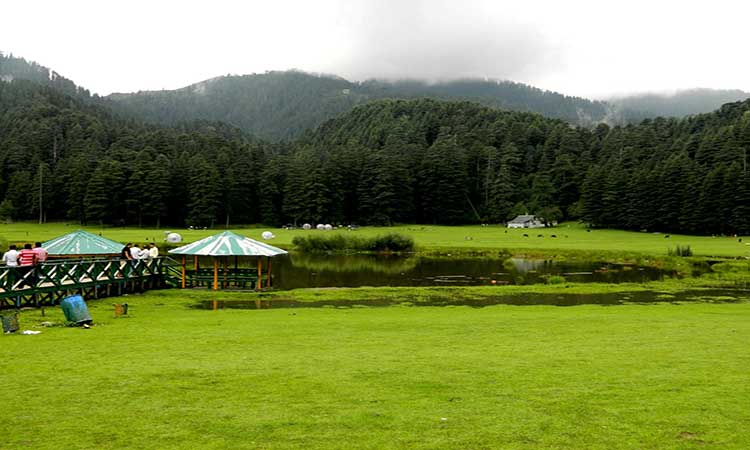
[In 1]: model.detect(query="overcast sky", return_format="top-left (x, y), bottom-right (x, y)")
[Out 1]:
top-left (2, 0), bottom-right (748, 99)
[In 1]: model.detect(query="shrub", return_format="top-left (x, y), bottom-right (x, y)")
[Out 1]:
top-left (365, 233), bottom-right (415, 252)
top-left (545, 275), bottom-right (566, 285)
top-left (667, 245), bottom-right (693, 257)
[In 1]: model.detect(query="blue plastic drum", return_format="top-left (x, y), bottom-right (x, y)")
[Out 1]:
top-left (60, 295), bottom-right (93, 325)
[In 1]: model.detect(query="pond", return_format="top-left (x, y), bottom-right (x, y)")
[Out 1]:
top-left (192, 289), bottom-right (750, 309)
top-left (270, 253), bottom-right (674, 290)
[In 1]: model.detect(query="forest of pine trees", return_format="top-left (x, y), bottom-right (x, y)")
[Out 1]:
top-left (1, 75), bottom-right (749, 234)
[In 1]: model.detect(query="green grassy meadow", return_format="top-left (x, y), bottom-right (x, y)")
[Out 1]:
top-left (3, 222), bottom-right (750, 448)
top-left (1, 221), bottom-right (749, 257)
top-left (2, 290), bottom-right (749, 449)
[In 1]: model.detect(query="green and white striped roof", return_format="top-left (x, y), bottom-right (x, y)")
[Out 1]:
top-left (43, 230), bottom-right (124, 256)
top-left (168, 231), bottom-right (288, 257)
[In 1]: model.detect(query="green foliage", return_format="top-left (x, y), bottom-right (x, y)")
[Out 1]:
top-left (3, 63), bottom-right (750, 235)
top-left (610, 88), bottom-right (750, 118)
top-left (544, 275), bottom-right (567, 284)
top-left (105, 70), bottom-right (621, 141)
top-left (0, 53), bottom-right (90, 98)
top-left (365, 233), bottom-right (416, 252)
top-left (0, 199), bottom-right (13, 221)
top-left (668, 245), bottom-right (693, 257)
top-left (291, 232), bottom-right (415, 253)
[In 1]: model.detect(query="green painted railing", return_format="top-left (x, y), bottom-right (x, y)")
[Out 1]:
top-left (0, 257), bottom-right (179, 309)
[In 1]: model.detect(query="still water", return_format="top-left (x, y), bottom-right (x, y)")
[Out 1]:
top-left (193, 289), bottom-right (748, 309)
top-left (270, 253), bottom-right (672, 290)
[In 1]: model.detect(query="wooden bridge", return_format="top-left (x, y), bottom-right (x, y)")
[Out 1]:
top-left (0, 257), bottom-right (182, 309)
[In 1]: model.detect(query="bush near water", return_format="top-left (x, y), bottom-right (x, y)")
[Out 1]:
top-left (292, 232), bottom-right (414, 253)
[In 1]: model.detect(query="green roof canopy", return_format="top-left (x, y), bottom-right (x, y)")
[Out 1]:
top-left (168, 231), bottom-right (288, 257)
top-left (43, 230), bottom-right (124, 256)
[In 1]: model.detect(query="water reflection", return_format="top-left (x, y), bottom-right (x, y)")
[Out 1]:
top-left (271, 254), bottom-right (673, 290)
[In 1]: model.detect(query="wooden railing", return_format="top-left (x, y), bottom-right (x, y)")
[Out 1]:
top-left (0, 256), bottom-right (278, 310)
top-left (0, 257), bottom-right (178, 309)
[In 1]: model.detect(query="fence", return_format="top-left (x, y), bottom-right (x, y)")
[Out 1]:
top-left (0, 257), bottom-right (180, 309)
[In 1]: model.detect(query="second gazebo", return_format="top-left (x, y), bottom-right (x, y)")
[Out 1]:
top-left (168, 231), bottom-right (288, 290)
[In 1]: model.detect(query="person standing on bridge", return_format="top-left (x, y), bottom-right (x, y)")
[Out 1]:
top-left (18, 244), bottom-right (37, 267)
top-left (18, 243), bottom-right (37, 286)
top-left (137, 245), bottom-right (150, 260)
top-left (2, 244), bottom-right (19, 267)
top-left (117, 243), bottom-right (133, 278)
top-left (32, 242), bottom-right (48, 264)
top-left (130, 244), bottom-right (141, 260)
top-left (121, 243), bottom-right (133, 261)
top-left (148, 243), bottom-right (159, 259)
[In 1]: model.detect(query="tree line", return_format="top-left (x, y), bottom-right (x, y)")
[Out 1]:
top-left (1, 77), bottom-right (749, 234)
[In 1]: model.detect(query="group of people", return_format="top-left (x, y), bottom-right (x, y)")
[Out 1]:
top-left (120, 243), bottom-right (159, 260)
top-left (2, 242), bottom-right (48, 267)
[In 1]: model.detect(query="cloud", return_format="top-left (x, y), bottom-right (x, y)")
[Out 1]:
top-left (327, 0), bottom-right (562, 82)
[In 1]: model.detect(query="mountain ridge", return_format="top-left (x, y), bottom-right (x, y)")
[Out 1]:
top-left (3, 51), bottom-right (750, 142)
top-left (104, 71), bottom-right (623, 140)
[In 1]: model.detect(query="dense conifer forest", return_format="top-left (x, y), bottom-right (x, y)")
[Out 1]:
top-left (609, 88), bottom-right (750, 120)
top-left (103, 74), bottom-right (749, 141)
top-left (107, 72), bottom-right (622, 140)
top-left (1, 53), bottom-right (749, 234)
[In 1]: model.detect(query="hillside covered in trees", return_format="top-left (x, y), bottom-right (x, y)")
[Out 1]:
top-left (609, 88), bottom-right (750, 119)
top-left (0, 78), bottom-right (268, 227)
top-left (0, 53), bottom-right (91, 99)
top-left (5, 52), bottom-right (750, 141)
top-left (102, 74), bottom-right (750, 142)
top-left (107, 72), bottom-right (624, 140)
top-left (1, 69), bottom-right (749, 235)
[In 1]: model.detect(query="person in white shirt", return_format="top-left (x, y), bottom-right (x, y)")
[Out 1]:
top-left (130, 244), bottom-right (141, 260)
top-left (2, 245), bottom-right (19, 266)
top-left (148, 243), bottom-right (159, 258)
top-left (138, 246), bottom-right (150, 259)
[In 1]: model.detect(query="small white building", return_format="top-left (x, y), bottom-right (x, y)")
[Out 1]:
top-left (507, 215), bottom-right (545, 228)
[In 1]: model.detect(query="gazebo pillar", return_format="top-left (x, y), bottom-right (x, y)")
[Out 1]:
top-left (267, 256), bottom-right (272, 288)
top-left (213, 258), bottom-right (219, 291)
top-left (257, 256), bottom-right (262, 291)
top-left (181, 256), bottom-right (186, 289)
top-left (194, 256), bottom-right (199, 286)
top-left (223, 256), bottom-right (228, 289)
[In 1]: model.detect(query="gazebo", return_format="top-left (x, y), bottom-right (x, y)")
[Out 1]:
top-left (168, 231), bottom-right (288, 290)
top-left (43, 230), bottom-right (124, 258)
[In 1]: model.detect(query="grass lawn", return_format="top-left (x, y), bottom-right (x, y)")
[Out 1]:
top-left (2, 290), bottom-right (748, 449)
top-left (0, 221), bottom-right (748, 258)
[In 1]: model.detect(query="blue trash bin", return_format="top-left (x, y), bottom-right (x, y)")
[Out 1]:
top-left (60, 295), bottom-right (93, 325)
